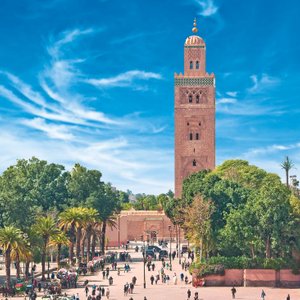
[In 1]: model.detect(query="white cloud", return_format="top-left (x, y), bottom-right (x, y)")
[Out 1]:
top-left (248, 73), bottom-right (280, 94)
top-left (194, 0), bottom-right (218, 17)
top-left (21, 118), bottom-right (75, 140)
top-left (217, 97), bottom-right (237, 104)
top-left (85, 70), bottom-right (162, 88)
top-left (226, 91), bottom-right (238, 97)
top-left (244, 143), bottom-right (300, 157)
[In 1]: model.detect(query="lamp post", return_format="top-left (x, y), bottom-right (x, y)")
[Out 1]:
top-left (168, 225), bottom-right (172, 271)
top-left (178, 226), bottom-right (181, 264)
top-left (141, 235), bottom-right (146, 289)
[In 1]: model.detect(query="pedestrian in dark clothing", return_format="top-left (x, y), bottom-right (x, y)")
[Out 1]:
top-left (150, 275), bottom-right (154, 285)
top-left (194, 291), bottom-right (199, 300)
top-left (187, 289), bottom-right (191, 299)
top-left (231, 286), bottom-right (236, 299)
top-left (287, 294), bottom-right (290, 300)
top-left (261, 290), bottom-right (266, 300)
top-left (85, 286), bottom-right (89, 297)
top-left (101, 287), bottom-right (105, 297)
top-left (102, 270), bottom-right (105, 279)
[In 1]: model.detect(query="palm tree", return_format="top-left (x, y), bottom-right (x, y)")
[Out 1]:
top-left (59, 207), bottom-right (86, 265)
top-left (11, 242), bottom-right (31, 279)
top-left (33, 216), bottom-right (59, 281)
top-left (281, 156), bottom-right (294, 187)
top-left (90, 221), bottom-right (102, 259)
top-left (82, 208), bottom-right (99, 262)
top-left (49, 232), bottom-right (70, 269)
top-left (0, 226), bottom-right (24, 289)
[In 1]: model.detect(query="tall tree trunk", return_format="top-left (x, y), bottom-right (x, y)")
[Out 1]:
top-left (41, 241), bottom-right (47, 281)
top-left (5, 248), bottom-right (11, 290)
top-left (86, 229), bottom-right (91, 262)
top-left (91, 232), bottom-right (96, 259)
top-left (76, 227), bottom-right (82, 264)
top-left (25, 261), bottom-right (30, 281)
top-left (57, 244), bottom-right (61, 270)
top-left (101, 221), bottom-right (107, 255)
top-left (69, 225), bottom-right (75, 265)
top-left (266, 236), bottom-right (271, 258)
top-left (80, 234), bottom-right (85, 262)
top-left (15, 252), bottom-right (20, 279)
top-left (286, 170), bottom-right (289, 187)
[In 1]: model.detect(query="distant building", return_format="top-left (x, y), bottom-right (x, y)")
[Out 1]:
top-left (174, 19), bottom-right (216, 198)
top-left (106, 209), bottom-right (184, 246)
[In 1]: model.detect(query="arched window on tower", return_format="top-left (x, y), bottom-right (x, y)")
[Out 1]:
top-left (190, 61), bottom-right (193, 69)
top-left (189, 95), bottom-right (193, 103)
top-left (196, 61), bottom-right (199, 69)
top-left (196, 133), bottom-right (199, 140)
top-left (196, 95), bottom-right (200, 103)
top-left (193, 159), bottom-right (197, 167)
top-left (189, 133), bottom-right (193, 140)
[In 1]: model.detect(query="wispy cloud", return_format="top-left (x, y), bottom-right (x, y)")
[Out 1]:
top-left (21, 117), bottom-right (75, 140)
top-left (85, 70), bottom-right (162, 88)
top-left (226, 91), bottom-right (238, 97)
top-left (217, 97), bottom-right (237, 104)
top-left (0, 27), bottom-right (171, 194)
top-left (245, 142), bottom-right (300, 157)
top-left (194, 0), bottom-right (218, 17)
top-left (248, 73), bottom-right (280, 94)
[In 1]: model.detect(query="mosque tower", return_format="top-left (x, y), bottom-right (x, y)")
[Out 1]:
top-left (174, 19), bottom-right (216, 198)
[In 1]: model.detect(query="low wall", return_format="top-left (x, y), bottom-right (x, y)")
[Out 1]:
top-left (244, 269), bottom-right (276, 287)
top-left (193, 269), bottom-right (300, 288)
top-left (279, 269), bottom-right (300, 287)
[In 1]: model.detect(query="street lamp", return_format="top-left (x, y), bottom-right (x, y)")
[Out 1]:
top-left (168, 225), bottom-right (172, 271)
top-left (178, 226), bottom-right (181, 264)
top-left (141, 235), bottom-right (146, 289)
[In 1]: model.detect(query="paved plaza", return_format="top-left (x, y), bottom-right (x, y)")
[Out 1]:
top-left (1, 246), bottom-right (300, 300)
top-left (60, 247), bottom-right (300, 300)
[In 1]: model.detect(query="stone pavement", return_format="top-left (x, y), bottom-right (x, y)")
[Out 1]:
top-left (64, 247), bottom-right (300, 300)
top-left (2, 247), bottom-right (300, 300)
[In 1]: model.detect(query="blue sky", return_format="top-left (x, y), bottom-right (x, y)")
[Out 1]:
top-left (0, 0), bottom-right (299, 194)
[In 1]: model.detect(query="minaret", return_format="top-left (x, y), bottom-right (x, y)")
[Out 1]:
top-left (174, 19), bottom-right (216, 198)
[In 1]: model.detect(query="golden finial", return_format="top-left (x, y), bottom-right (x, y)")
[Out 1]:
top-left (192, 18), bottom-right (198, 34)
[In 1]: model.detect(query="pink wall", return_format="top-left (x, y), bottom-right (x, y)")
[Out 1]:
top-left (193, 269), bottom-right (300, 287)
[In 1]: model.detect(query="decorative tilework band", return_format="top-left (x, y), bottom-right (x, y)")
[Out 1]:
top-left (175, 77), bottom-right (214, 86)
top-left (184, 45), bottom-right (205, 49)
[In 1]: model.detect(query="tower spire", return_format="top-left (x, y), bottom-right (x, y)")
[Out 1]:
top-left (192, 18), bottom-right (198, 34)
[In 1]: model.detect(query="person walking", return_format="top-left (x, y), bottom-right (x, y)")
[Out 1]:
top-left (231, 286), bottom-right (236, 299)
top-left (194, 291), bottom-right (199, 300)
top-left (150, 275), bottom-right (155, 285)
top-left (173, 273), bottom-right (178, 285)
top-left (261, 289), bottom-right (266, 300)
top-left (105, 287), bottom-right (110, 300)
top-left (287, 294), bottom-right (290, 300)
top-left (187, 289), bottom-right (191, 299)
top-left (85, 285), bottom-right (89, 297)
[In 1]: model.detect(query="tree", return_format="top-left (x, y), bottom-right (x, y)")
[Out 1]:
top-left (0, 226), bottom-right (24, 289)
top-left (183, 195), bottom-right (213, 260)
top-left (67, 164), bottom-right (102, 206)
top-left (49, 232), bottom-right (70, 269)
top-left (281, 156), bottom-right (294, 187)
top-left (87, 183), bottom-right (120, 254)
top-left (59, 207), bottom-right (87, 265)
top-left (0, 157), bottom-right (68, 231)
top-left (33, 216), bottom-right (59, 280)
